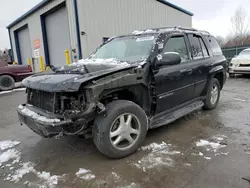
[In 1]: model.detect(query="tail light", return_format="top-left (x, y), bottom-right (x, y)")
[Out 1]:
top-left (28, 65), bottom-right (32, 72)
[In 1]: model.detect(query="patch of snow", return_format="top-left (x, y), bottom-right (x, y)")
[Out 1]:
top-left (132, 30), bottom-right (144, 35)
top-left (233, 98), bottom-right (246, 102)
top-left (199, 152), bottom-right (204, 156)
top-left (196, 139), bottom-right (226, 152)
top-left (204, 156), bottom-right (211, 160)
top-left (0, 88), bottom-right (26, 95)
top-left (140, 142), bottom-right (168, 152)
top-left (0, 149), bottom-right (20, 166)
top-left (10, 162), bottom-right (35, 182)
top-left (0, 140), bottom-right (20, 151)
top-left (72, 58), bottom-right (130, 67)
top-left (184, 163), bottom-right (191, 167)
top-left (79, 174), bottom-right (96, 180)
top-left (220, 152), bottom-right (229, 156)
top-left (136, 36), bottom-right (154, 42)
top-left (120, 182), bottom-right (138, 188)
top-left (7, 161), bottom-right (62, 187)
top-left (37, 171), bottom-right (60, 187)
top-left (213, 135), bottom-right (226, 141)
top-left (18, 105), bottom-right (60, 123)
top-left (76, 168), bottom-right (90, 175)
top-left (136, 142), bottom-right (181, 170)
top-left (111, 172), bottom-right (120, 180)
top-left (76, 168), bottom-right (95, 180)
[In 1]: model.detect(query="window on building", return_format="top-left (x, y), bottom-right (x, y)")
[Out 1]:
top-left (162, 36), bottom-right (189, 61)
top-left (188, 35), bottom-right (203, 59)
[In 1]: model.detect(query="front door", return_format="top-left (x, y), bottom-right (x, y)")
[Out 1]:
top-left (154, 34), bottom-right (196, 114)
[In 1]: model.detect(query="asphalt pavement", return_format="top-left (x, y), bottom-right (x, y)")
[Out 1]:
top-left (0, 77), bottom-right (250, 188)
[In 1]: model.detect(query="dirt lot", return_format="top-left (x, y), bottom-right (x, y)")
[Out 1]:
top-left (0, 77), bottom-right (250, 188)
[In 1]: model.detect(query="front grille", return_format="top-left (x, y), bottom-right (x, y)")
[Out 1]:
top-left (27, 89), bottom-right (55, 112)
top-left (239, 64), bottom-right (250, 67)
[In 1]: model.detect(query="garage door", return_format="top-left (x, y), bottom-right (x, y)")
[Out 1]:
top-left (17, 27), bottom-right (32, 65)
top-left (45, 6), bottom-right (71, 67)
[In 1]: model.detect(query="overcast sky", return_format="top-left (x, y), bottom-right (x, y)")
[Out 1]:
top-left (0, 0), bottom-right (250, 49)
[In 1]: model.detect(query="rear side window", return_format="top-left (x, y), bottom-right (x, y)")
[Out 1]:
top-left (188, 35), bottom-right (203, 59)
top-left (199, 38), bottom-right (209, 57)
top-left (205, 36), bottom-right (222, 55)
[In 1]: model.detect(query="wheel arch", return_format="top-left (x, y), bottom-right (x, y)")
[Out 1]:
top-left (0, 73), bottom-right (16, 82)
top-left (209, 65), bottom-right (225, 89)
top-left (99, 84), bottom-right (151, 116)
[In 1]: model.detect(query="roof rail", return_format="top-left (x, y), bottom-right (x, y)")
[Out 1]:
top-left (132, 26), bottom-right (210, 35)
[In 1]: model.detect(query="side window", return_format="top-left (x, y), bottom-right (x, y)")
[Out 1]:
top-left (188, 35), bottom-right (203, 59)
top-left (199, 38), bottom-right (209, 57)
top-left (206, 36), bottom-right (222, 55)
top-left (162, 36), bottom-right (189, 61)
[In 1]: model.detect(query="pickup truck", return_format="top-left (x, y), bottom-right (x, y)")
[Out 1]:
top-left (0, 60), bottom-right (33, 91)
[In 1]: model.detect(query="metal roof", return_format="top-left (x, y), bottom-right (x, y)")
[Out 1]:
top-left (6, 0), bottom-right (51, 29)
top-left (156, 0), bottom-right (193, 16)
top-left (7, 0), bottom-right (193, 29)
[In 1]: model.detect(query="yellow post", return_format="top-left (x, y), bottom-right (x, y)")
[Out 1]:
top-left (27, 58), bottom-right (31, 66)
top-left (64, 49), bottom-right (70, 65)
top-left (39, 56), bottom-right (44, 72)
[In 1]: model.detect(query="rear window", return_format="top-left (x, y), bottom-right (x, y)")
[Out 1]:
top-left (205, 36), bottom-right (222, 55)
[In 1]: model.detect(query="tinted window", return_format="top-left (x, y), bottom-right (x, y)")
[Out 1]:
top-left (205, 36), bottom-right (222, 55)
top-left (163, 36), bottom-right (188, 61)
top-left (188, 35), bottom-right (203, 59)
top-left (199, 38), bottom-right (209, 57)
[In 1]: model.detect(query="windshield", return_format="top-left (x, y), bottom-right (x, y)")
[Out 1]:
top-left (90, 35), bottom-right (156, 62)
top-left (238, 50), bottom-right (250, 56)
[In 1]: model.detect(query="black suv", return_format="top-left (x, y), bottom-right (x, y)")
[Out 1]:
top-left (17, 27), bottom-right (227, 159)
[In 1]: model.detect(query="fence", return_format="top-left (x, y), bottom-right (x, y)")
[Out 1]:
top-left (222, 45), bottom-right (250, 62)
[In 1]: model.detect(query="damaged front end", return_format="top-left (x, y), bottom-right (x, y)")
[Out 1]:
top-left (17, 88), bottom-right (96, 138)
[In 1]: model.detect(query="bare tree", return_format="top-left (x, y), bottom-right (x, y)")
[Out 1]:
top-left (231, 6), bottom-right (249, 45)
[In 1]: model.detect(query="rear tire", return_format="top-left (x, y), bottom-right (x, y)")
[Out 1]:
top-left (93, 100), bottom-right (148, 159)
top-left (203, 78), bottom-right (220, 110)
top-left (0, 75), bottom-right (15, 91)
top-left (229, 73), bottom-right (235, 78)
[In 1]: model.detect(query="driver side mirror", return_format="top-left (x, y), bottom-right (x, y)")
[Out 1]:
top-left (158, 52), bottom-right (181, 67)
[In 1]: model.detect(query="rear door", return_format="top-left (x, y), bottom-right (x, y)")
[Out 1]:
top-left (187, 34), bottom-right (211, 98)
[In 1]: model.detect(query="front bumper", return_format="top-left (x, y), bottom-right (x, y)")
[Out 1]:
top-left (17, 104), bottom-right (87, 138)
top-left (229, 66), bottom-right (250, 74)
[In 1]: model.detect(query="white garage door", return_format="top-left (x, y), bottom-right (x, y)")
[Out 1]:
top-left (45, 6), bottom-right (71, 67)
top-left (17, 27), bottom-right (32, 65)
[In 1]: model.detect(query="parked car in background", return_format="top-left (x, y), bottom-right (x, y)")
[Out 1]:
top-left (0, 60), bottom-right (33, 91)
top-left (229, 48), bottom-right (250, 76)
top-left (17, 27), bottom-right (227, 159)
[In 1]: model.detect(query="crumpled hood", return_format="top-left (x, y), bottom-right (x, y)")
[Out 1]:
top-left (22, 59), bottom-right (137, 92)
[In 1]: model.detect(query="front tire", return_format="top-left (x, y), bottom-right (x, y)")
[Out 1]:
top-left (93, 100), bottom-right (148, 159)
top-left (203, 78), bottom-right (220, 110)
top-left (0, 75), bottom-right (15, 91)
